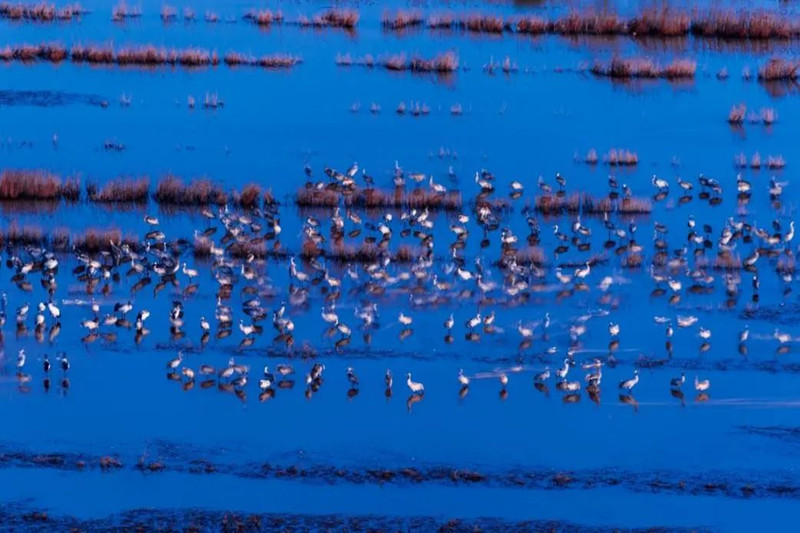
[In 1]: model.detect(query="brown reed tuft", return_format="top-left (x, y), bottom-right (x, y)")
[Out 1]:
top-left (87, 177), bottom-right (149, 203)
top-left (154, 175), bottom-right (227, 205)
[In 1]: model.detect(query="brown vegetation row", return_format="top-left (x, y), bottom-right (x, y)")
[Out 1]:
top-left (297, 184), bottom-right (462, 211)
top-left (534, 193), bottom-right (652, 215)
top-left (590, 57), bottom-right (696, 79)
top-left (335, 51), bottom-right (458, 73)
top-left (0, 170), bottom-right (276, 206)
top-left (398, 9), bottom-right (800, 40)
top-left (0, 2), bottom-right (84, 20)
top-left (243, 8), bottom-right (358, 28)
top-left (0, 224), bottom-right (138, 253)
top-left (0, 43), bottom-right (301, 69)
top-left (301, 238), bottom-right (423, 263)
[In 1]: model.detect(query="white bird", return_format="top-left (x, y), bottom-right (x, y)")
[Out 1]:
top-left (534, 367), bottom-right (550, 382)
top-left (81, 317), bottom-right (99, 331)
top-left (677, 315), bottom-right (698, 328)
top-left (182, 263), bottom-right (198, 281)
top-left (694, 376), bottom-right (711, 392)
top-left (608, 322), bottom-right (620, 337)
top-left (16, 349), bottom-right (25, 369)
top-left (166, 352), bottom-right (182, 371)
top-left (47, 302), bottom-right (60, 319)
top-left (739, 326), bottom-right (749, 343)
top-left (499, 372), bottom-right (508, 388)
top-left (406, 373), bottom-right (424, 394)
top-left (555, 358), bottom-right (570, 379)
top-left (699, 327), bottom-right (712, 340)
top-left (457, 369), bottom-right (469, 387)
top-left (517, 321), bottom-right (533, 338)
top-left (670, 371), bottom-right (685, 388)
top-left (619, 369), bottom-right (639, 391)
top-left (200, 317), bottom-right (210, 332)
top-left (239, 320), bottom-right (256, 336)
top-left (144, 214), bottom-right (159, 225)
top-left (774, 329), bottom-right (792, 344)
top-left (398, 313), bottom-right (413, 326)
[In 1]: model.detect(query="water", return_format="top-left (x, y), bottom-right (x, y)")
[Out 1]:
top-left (0, 1), bottom-right (799, 530)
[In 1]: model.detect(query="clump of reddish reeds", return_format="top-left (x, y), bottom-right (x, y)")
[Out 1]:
top-left (514, 16), bottom-right (548, 34)
top-left (154, 175), bottom-right (227, 205)
top-left (605, 149), bottom-right (638, 166)
top-left (426, 12), bottom-right (506, 33)
top-left (72, 228), bottom-right (134, 253)
top-left (503, 246), bottom-right (546, 267)
top-left (300, 8), bottom-right (359, 29)
top-left (296, 186), bottom-right (340, 207)
top-left (381, 9), bottom-right (423, 30)
top-left (379, 51), bottom-right (459, 73)
top-left (767, 155), bottom-right (786, 169)
top-left (713, 252), bottom-right (742, 270)
top-left (728, 104), bottom-right (746, 124)
top-left (243, 9), bottom-right (283, 26)
top-left (344, 187), bottom-right (462, 211)
top-left (585, 149), bottom-right (598, 165)
top-left (553, 11), bottom-right (625, 35)
top-left (591, 57), bottom-right (695, 79)
top-left (160, 4), bottom-right (176, 22)
top-left (691, 10), bottom-right (794, 40)
top-left (231, 184), bottom-right (272, 208)
top-left (0, 2), bottom-right (85, 21)
top-left (761, 107), bottom-right (777, 124)
top-left (1, 223), bottom-right (45, 246)
top-left (69, 44), bottom-right (220, 67)
top-left (628, 8), bottom-right (690, 36)
top-left (757, 58), bottom-right (799, 80)
top-left (0, 169), bottom-right (78, 200)
top-left (223, 52), bottom-right (301, 68)
top-left (87, 177), bottom-right (149, 203)
top-left (111, 1), bottom-right (140, 21)
top-left (535, 193), bottom-right (650, 215)
top-left (0, 43), bottom-right (67, 62)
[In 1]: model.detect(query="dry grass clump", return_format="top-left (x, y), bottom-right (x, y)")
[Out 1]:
top-left (728, 104), bottom-right (747, 124)
top-left (296, 186), bottom-right (340, 207)
top-left (605, 149), bottom-right (638, 166)
top-left (2, 223), bottom-right (45, 245)
top-left (243, 9), bottom-right (283, 26)
top-left (761, 108), bottom-right (777, 124)
top-left (154, 175), bottom-right (227, 205)
top-left (713, 252), bottom-right (742, 270)
top-left (0, 2), bottom-right (85, 21)
top-left (628, 8), bottom-right (690, 36)
top-left (223, 52), bottom-right (301, 68)
top-left (0, 43), bottom-right (68, 62)
top-left (72, 228), bottom-right (134, 253)
top-left (377, 52), bottom-right (458, 73)
top-left (231, 184), bottom-right (266, 208)
top-left (503, 246), bottom-right (546, 267)
top-left (691, 10), bottom-right (794, 39)
top-left (426, 13), bottom-right (506, 33)
top-left (70, 44), bottom-right (219, 67)
top-left (757, 58), bottom-right (799, 80)
top-left (299, 8), bottom-right (359, 29)
top-left (382, 9), bottom-right (423, 30)
top-left (514, 16), bottom-right (548, 34)
top-left (111, 1), bottom-right (140, 21)
top-left (623, 254), bottom-right (643, 268)
top-left (0, 169), bottom-right (78, 200)
top-left (585, 149), bottom-right (598, 165)
top-left (767, 155), bottom-right (786, 169)
top-left (87, 177), bottom-right (149, 203)
top-left (553, 11), bottom-right (625, 35)
top-left (70, 44), bottom-right (113, 63)
top-left (591, 57), bottom-right (695, 79)
top-left (193, 235), bottom-right (212, 257)
top-left (535, 193), bottom-right (650, 215)
top-left (344, 187), bottom-right (462, 211)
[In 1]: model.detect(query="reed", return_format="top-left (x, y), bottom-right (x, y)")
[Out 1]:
top-left (0, 2), bottom-right (85, 21)
top-left (0, 169), bottom-right (77, 200)
top-left (299, 8), bottom-right (359, 29)
top-left (381, 9), bottom-right (423, 30)
top-left (591, 57), bottom-right (695, 78)
top-left (2, 223), bottom-right (45, 246)
top-left (87, 177), bottom-right (149, 203)
top-left (111, 1), bottom-right (140, 21)
top-left (605, 149), bottom-right (638, 166)
top-left (378, 51), bottom-right (458, 72)
top-left (535, 193), bottom-right (650, 214)
top-left (296, 186), bottom-right (340, 207)
top-left (757, 58), bottom-right (798, 80)
top-left (628, 8), bottom-right (690, 36)
top-left (728, 104), bottom-right (746, 123)
top-left (691, 10), bottom-right (794, 39)
top-left (154, 175), bottom-right (227, 205)
top-left (344, 187), bottom-right (462, 210)
top-left (243, 9), bottom-right (283, 26)
top-left (514, 16), bottom-right (548, 34)
top-left (503, 246), bottom-right (546, 267)
top-left (553, 11), bottom-right (625, 35)
top-left (223, 52), bottom-right (300, 68)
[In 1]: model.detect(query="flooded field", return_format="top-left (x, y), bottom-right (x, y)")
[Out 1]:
top-left (1, 0), bottom-right (800, 530)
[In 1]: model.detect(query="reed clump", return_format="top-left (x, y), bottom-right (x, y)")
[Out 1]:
top-left (0, 2), bottom-right (85, 21)
top-left (111, 1), bottom-right (140, 21)
top-left (628, 8), bottom-right (690, 36)
top-left (243, 9), bottom-right (283, 26)
top-left (553, 11), bottom-right (625, 34)
top-left (535, 193), bottom-right (650, 215)
top-left (757, 58), bottom-right (799, 80)
top-left (0, 169), bottom-right (77, 200)
top-left (296, 186), bottom-right (340, 207)
top-left (728, 104), bottom-right (746, 124)
top-left (381, 10), bottom-right (423, 30)
top-left (378, 52), bottom-right (458, 73)
top-left (591, 57), bottom-right (695, 79)
top-left (73, 228), bottom-right (136, 253)
top-left (605, 149), bottom-right (639, 166)
top-left (223, 52), bottom-right (301, 68)
top-left (2, 223), bottom-right (45, 245)
top-left (691, 10), bottom-right (794, 40)
top-left (87, 177), bottom-right (149, 203)
top-left (299, 8), bottom-right (359, 29)
top-left (345, 187), bottom-right (462, 210)
top-left (154, 175), bottom-right (227, 205)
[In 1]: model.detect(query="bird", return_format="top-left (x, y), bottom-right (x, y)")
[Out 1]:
top-left (457, 369), bottom-right (469, 387)
top-left (619, 369), bottom-right (639, 391)
top-left (694, 376), bottom-right (710, 392)
top-left (346, 367), bottom-right (359, 389)
top-left (398, 313), bottom-right (413, 326)
top-left (16, 349), bottom-right (25, 369)
top-left (406, 373), bottom-right (424, 395)
top-left (42, 354), bottom-right (50, 373)
top-left (166, 352), bottom-right (182, 371)
top-left (555, 358), bottom-right (570, 379)
top-left (534, 367), bottom-right (550, 382)
top-left (385, 369), bottom-right (393, 389)
top-left (670, 371), bottom-right (685, 388)
top-left (608, 322), bottom-right (620, 337)
top-left (498, 372), bottom-right (508, 389)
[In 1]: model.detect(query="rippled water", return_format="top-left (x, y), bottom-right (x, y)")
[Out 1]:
top-left (0, 0), bottom-right (799, 530)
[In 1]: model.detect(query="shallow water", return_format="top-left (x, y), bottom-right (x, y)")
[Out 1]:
top-left (1, 0), bottom-right (800, 530)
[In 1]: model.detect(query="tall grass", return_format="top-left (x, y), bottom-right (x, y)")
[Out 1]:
top-left (0, 2), bottom-right (85, 21)
top-left (0, 169), bottom-right (77, 200)
top-left (87, 177), bottom-right (149, 203)
top-left (154, 175), bottom-right (227, 205)
top-left (591, 57), bottom-right (696, 79)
